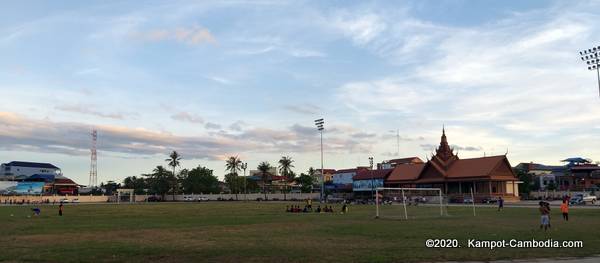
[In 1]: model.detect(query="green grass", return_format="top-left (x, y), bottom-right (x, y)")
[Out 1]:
top-left (0, 202), bottom-right (598, 262)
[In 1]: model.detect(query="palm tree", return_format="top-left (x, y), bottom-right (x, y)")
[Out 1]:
top-left (165, 151), bottom-right (182, 200)
top-left (278, 156), bottom-right (295, 200)
top-left (225, 156), bottom-right (242, 200)
top-left (257, 161), bottom-right (272, 200)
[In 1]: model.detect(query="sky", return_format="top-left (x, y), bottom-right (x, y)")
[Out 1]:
top-left (1, 0), bottom-right (600, 185)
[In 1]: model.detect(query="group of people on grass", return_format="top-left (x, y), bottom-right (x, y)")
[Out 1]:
top-left (286, 205), bottom-right (336, 213)
top-left (286, 199), bottom-right (349, 214)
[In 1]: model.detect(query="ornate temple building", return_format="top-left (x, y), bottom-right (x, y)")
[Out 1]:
top-left (386, 128), bottom-right (520, 202)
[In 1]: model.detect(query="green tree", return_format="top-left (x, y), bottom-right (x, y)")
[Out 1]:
top-left (182, 166), bottom-right (219, 194)
top-left (296, 173), bottom-right (314, 193)
top-left (225, 156), bottom-right (242, 199)
top-left (257, 161), bottom-right (272, 199)
top-left (514, 169), bottom-right (532, 196)
top-left (278, 156), bottom-right (295, 200)
top-left (144, 165), bottom-right (172, 199)
top-left (122, 176), bottom-right (147, 195)
top-left (101, 180), bottom-right (120, 195)
top-left (165, 151), bottom-right (182, 199)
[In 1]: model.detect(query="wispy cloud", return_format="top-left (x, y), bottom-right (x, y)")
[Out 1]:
top-left (204, 122), bottom-right (222, 130)
top-left (55, 105), bottom-right (127, 120)
top-left (283, 104), bottom-right (321, 115)
top-left (129, 25), bottom-right (217, 45)
top-left (171, 112), bottom-right (204, 124)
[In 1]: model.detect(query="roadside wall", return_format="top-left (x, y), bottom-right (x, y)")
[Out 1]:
top-left (528, 190), bottom-right (598, 199)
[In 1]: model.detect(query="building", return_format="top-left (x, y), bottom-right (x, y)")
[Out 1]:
top-left (385, 129), bottom-right (520, 202)
top-left (1, 161), bottom-right (62, 180)
top-left (313, 169), bottom-right (336, 184)
top-left (352, 168), bottom-right (393, 198)
top-left (377, 157), bottom-right (424, 170)
top-left (0, 161), bottom-right (78, 195)
top-left (514, 162), bottom-right (566, 190)
top-left (330, 167), bottom-right (368, 196)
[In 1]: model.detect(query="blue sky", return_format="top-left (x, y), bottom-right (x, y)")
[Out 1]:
top-left (1, 0), bottom-right (600, 184)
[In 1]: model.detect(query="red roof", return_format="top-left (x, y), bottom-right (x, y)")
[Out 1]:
top-left (335, 167), bottom-right (368, 174)
top-left (446, 156), bottom-right (507, 178)
top-left (54, 178), bottom-right (78, 185)
top-left (353, 169), bottom-right (393, 180)
top-left (387, 163), bottom-right (426, 182)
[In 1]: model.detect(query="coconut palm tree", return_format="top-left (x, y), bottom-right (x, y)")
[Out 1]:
top-left (257, 161), bottom-right (272, 200)
top-left (165, 151), bottom-right (182, 200)
top-left (278, 156), bottom-right (295, 200)
top-left (225, 156), bottom-right (242, 200)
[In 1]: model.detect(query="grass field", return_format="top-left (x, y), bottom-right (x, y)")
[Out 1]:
top-left (1, 202), bottom-right (599, 263)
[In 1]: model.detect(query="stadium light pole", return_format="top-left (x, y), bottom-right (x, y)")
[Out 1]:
top-left (314, 118), bottom-right (324, 202)
top-left (369, 157), bottom-right (374, 200)
top-left (579, 45), bottom-right (600, 98)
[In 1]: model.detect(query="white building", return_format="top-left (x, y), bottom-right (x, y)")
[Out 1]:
top-left (0, 161), bottom-right (62, 181)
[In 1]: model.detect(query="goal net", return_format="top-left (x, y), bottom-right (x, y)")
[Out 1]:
top-left (375, 187), bottom-right (449, 220)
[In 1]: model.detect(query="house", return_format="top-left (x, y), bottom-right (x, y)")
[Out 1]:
top-left (514, 162), bottom-right (566, 190)
top-left (385, 129), bottom-right (520, 202)
top-left (352, 168), bottom-right (393, 198)
top-left (331, 167), bottom-right (368, 196)
top-left (377, 157), bottom-right (424, 169)
top-left (313, 169), bottom-right (336, 183)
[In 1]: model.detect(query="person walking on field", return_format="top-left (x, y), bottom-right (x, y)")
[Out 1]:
top-left (497, 196), bottom-right (504, 211)
top-left (539, 201), bottom-right (550, 231)
top-left (560, 200), bottom-right (569, 221)
top-left (58, 203), bottom-right (64, 216)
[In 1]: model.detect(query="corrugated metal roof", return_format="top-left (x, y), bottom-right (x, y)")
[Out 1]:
top-left (5, 161), bottom-right (59, 169)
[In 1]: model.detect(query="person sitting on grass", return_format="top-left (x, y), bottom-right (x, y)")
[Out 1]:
top-left (302, 206), bottom-right (308, 213)
top-left (286, 205), bottom-right (290, 212)
top-left (315, 205), bottom-right (321, 213)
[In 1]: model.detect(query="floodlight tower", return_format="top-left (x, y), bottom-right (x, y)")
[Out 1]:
top-left (314, 118), bottom-right (324, 202)
top-left (579, 45), bottom-right (600, 97)
top-left (89, 129), bottom-right (98, 187)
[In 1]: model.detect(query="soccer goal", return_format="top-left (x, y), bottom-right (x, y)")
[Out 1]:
top-left (375, 187), bottom-right (448, 220)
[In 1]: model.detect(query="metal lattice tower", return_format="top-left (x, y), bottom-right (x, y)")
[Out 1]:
top-left (89, 129), bottom-right (98, 187)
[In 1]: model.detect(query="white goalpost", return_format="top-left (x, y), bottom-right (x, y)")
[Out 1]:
top-left (375, 187), bottom-right (445, 220)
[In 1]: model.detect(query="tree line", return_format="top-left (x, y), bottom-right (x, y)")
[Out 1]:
top-left (103, 151), bottom-right (317, 197)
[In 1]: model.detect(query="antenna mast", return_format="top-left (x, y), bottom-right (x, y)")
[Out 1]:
top-left (89, 129), bottom-right (98, 187)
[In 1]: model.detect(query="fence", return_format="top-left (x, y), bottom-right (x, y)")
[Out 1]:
top-left (528, 190), bottom-right (597, 200)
